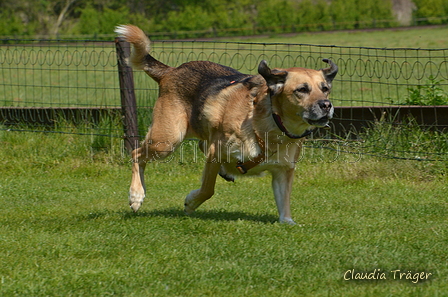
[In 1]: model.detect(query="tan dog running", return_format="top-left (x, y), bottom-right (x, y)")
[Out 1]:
top-left (115, 25), bottom-right (338, 224)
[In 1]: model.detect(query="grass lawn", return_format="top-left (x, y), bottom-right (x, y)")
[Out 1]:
top-left (0, 130), bottom-right (447, 296)
top-left (1, 26), bottom-right (447, 296)
top-left (235, 26), bottom-right (448, 49)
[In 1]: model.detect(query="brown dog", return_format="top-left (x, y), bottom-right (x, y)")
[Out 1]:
top-left (115, 25), bottom-right (337, 224)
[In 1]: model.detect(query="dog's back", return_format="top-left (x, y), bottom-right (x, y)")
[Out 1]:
top-left (115, 25), bottom-right (244, 86)
top-left (158, 60), bottom-right (248, 101)
top-left (115, 24), bottom-right (255, 139)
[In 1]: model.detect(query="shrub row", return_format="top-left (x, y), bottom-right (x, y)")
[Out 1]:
top-left (1, 0), bottom-right (447, 38)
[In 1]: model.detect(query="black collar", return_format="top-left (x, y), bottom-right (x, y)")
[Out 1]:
top-left (272, 113), bottom-right (315, 139)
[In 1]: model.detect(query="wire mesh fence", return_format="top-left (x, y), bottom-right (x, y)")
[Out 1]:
top-left (0, 38), bottom-right (447, 161)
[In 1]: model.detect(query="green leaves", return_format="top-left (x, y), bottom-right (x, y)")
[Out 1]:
top-left (1, 0), bottom-right (445, 38)
top-left (404, 76), bottom-right (448, 106)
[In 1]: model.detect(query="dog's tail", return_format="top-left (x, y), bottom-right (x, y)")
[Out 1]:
top-left (115, 25), bottom-right (171, 83)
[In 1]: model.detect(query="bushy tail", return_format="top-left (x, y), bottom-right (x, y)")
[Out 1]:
top-left (115, 25), bottom-right (170, 82)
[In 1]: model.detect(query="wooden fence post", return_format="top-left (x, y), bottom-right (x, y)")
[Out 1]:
top-left (115, 37), bottom-right (139, 154)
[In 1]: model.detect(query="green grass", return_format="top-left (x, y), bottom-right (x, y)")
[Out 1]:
top-left (1, 129), bottom-right (447, 296)
top-left (236, 26), bottom-right (448, 49)
top-left (1, 28), bottom-right (448, 295)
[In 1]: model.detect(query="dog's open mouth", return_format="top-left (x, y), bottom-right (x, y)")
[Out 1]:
top-left (306, 116), bottom-right (330, 127)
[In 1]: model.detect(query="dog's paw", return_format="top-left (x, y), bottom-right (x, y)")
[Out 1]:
top-left (184, 203), bottom-right (195, 215)
top-left (129, 190), bottom-right (145, 212)
top-left (184, 189), bottom-right (202, 215)
top-left (130, 202), bottom-right (142, 212)
top-left (279, 217), bottom-right (297, 225)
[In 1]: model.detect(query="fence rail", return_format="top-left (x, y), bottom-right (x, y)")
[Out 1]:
top-left (2, 104), bottom-right (446, 133)
top-left (1, 38), bottom-right (447, 160)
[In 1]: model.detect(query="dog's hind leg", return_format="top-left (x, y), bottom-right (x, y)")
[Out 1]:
top-left (129, 151), bottom-right (147, 212)
top-left (184, 142), bottom-right (221, 214)
top-left (129, 102), bottom-right (188, 212)
top-left (198, 140), bottom-right (234, 182)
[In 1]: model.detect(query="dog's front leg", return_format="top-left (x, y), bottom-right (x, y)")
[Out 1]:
top-left (184, 161), bottom-right (221, 215)
top-left (271, 168), bottom-right (296, 225)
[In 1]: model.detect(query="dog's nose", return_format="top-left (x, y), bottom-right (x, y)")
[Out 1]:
top-left (318, 99), bottom-right (332, 112)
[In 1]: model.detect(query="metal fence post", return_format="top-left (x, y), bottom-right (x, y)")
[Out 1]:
top-left (115, 37), bottom-right (139, 154)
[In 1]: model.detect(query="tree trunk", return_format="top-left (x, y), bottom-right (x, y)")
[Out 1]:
top-left (53, 0), bottom-right (77, 37)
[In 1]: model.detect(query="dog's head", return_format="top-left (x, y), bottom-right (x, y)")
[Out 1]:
top-left (258, 59), bottom-right (338, 132)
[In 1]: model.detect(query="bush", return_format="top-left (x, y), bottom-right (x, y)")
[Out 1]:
top-left (257, 0), bottom-right (296, 33)
top-left (403, 76), bottom-right (448, 106)
top-left (331, 0), bottom-right (394, 30)
top-left (0, 0), bottom-right (446, 38)
top-left (76, 5), bottom-right (149, 36)
top-left (0, 11), bottom-right (26, 36)
top-left (297, 0), bottom-right (333, 31)
top-left (413, 0), bottom-right (448, 24)
top-left (162, 6), bottom-right (213, 36)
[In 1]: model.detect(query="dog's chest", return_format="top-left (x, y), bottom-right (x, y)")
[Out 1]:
top-left (219, 136), bottom-right (301, 176)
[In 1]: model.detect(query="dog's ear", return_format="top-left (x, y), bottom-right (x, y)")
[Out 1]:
top-left (258, 60), bottom-right (288, 96)
top-left (321, 59), bottom-right (338, 85)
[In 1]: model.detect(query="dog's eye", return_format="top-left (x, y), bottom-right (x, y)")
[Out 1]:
top-left (322, 86), bottom-right (329, 93)
top-left (296, 86), bottom-right (309, 93)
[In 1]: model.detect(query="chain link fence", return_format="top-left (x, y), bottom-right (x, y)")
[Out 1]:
top-left (1, 38), bottom-right (447, 160)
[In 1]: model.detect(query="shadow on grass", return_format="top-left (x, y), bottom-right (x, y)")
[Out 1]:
top-left (117, 207), bottom-right (278, 224)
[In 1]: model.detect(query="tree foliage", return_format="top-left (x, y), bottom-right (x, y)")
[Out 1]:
top-left (413, 0), bottom-right (448, 24)
top-left (0, 0), bottom-right (445, 37)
